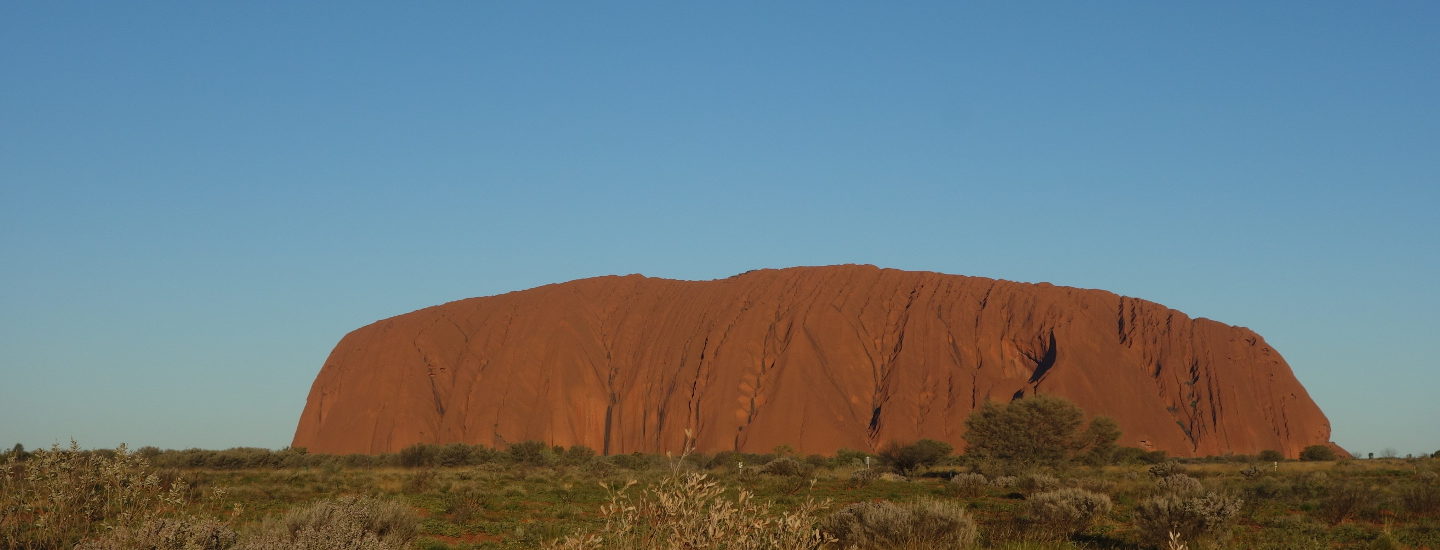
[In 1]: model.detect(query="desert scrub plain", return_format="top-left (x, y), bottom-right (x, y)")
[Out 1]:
top-left (3, 399), bottom-right (1437, 550)
top-left (2, 441), bottom-right (1439, 549)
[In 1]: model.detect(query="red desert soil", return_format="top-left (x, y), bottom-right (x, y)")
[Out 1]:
top-left (294, 265), bottom-right (1334, 458)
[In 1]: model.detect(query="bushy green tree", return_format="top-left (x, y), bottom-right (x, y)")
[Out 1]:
top-left (1300, 444), bottom-right (1337, 462)
top-left (397, 443), bottom-right (438, 468)
top-left (963, 394), bottom-right (1120, 468)
top-left (508, 441), bottom-right (554, 465)
top-left (1080, 417), bottom-right (1121, 465)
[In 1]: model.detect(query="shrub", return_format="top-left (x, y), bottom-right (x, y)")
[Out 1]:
top-left (1247, 477), bottom-right (1286, 500)
top-left (819, 499), bottom-right (977, 549)
top-left (1292, 472), bottom-right (1331, 498)
top-left (0, 441), bottom-right (188, 549)
top-left (1239, 464), bottom-right (1264, 479)
top-left (757, 456), bottom-right (812, 477)
top-left (1398, 478), bottom-right (1440, 518)
top-left (436, 443), bottom-right (477, 466)
top-left (1018, 472), bottom-right (1061, 495)
top-left (1300, 445), bottom-right (1337, 461)
top-left (1026, 488), bottom-right (1114, 539)
top-left (1258, 449), bottom-right (1285, 462)
top-left (990, 475), bottom-right (1019, 488)
top-left (835, 448), bottom-right (871, 468)
top-left (544, 472), bottom-right (831, 549)
top-left (397, 444), bottom-right (438, 468)
top-left (950, 473), bottom-right (989, 497)
top-left (963, 395), bottom-right (1120, 469)
top-left (1319, 483), bottom-right (1378, 525)
top-left (237, 496), bottom-right (418, 550)
top-left (1156, 474), bottom-right (1204, 496)
top-left (877, 439), bottom-right (953, 476)
top-left (608, 452), bottom-right (664, 471)
top-left (75, 517), bottom-right (237, 550)
top-left (1114, 447), bottom-right (1168, 465)
top-left (849, 467), bottom-right (881, 487)
top-left (1133, 492), bottom-right (1243, 549)
top-left (561, 446), bottom-right (596, 465)
top-left (1148, 460), bottom-right (1184, 478)
top-left (508, 441), bottom-right (555, 466)
top-left (402, 469), bottom-right (437, 493)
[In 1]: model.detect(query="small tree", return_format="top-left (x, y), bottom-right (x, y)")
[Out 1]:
top-left (1258, 449), bottom-right (1284, 462)
top-left (1080, 417), bottom-right (1121, 465)
top-left (877, 439), bottom-right (953, 476)
top-left (963, 395), bottom-right (1120, 469)
top-left (1300, 445), bottom-right (1337, 462)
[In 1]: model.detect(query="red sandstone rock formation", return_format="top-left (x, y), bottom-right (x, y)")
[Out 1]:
top-left (293, 265), bottom-right (1335, 458)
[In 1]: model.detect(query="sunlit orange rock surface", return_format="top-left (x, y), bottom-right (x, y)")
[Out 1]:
top-left (293, 265), bottom-right (1334, 458)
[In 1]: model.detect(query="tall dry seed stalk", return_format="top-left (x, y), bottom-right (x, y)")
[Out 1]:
top-left (546, 472), bottom-right (832, 549)
top-left (0, 441), bottom-right (187, 549)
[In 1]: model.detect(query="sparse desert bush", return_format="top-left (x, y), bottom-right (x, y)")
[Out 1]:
top-left (757, 456), bottom-right (812, 477)
top-left (1258, 449), bottom-right (1285, 462)
top-left (1319, 482), bottom-right (1379, 525)
top-left (508, 440), bottom-right (556, 466)
top-left (1301, 444), bottom-right (1337, 461)
top-left (402, 468), bottom-right (437, 493)
top-left (0, 441), bottom-right (188, 550)
top-left (1292, 471), bottom-right (1331, 498)
top-left (834, 448), bottom-right (870, 468)
top-left (397, 443), bottom-right (439, 468)
top-left (75, 516), bottom-right (238, 550)
top-left (1026, 488), bottom-right (1114, 539)
top-left (1018, 472), bottom-right (1061, 495)
top-left (950, 472), bottom-right (989, 497)
top-left (545, 472), bottom-right (831, 549)
top-left (436, 443), bottom-right (476, 466)
top-left (237, 496), bottom-right (417, 550)
top-left (1156, 474), bottom-right (1204, 496)
top-left (849, 467), bottom-right (881, 487)
top-left (1148, 460), bottom-right (1184, 478)
top-left (1398, 477), bottom-right (1440, 518)
top-left (561, 445), bottom-right (597, 465)
top-left (1247, 477), bottom-right (1287, 500)
top-left (1113, 446), bottom-right (1169, 465)
top-left (819, 499), bottom-right (977, 550)
top-left (1133, 492), bottom-right (1243, 549)
top-left (877, 439), bottom-right (953, 475)
top-left (608, 451), bottom-right (664, 471)
top-left (990, 475), bottom-right (1019, 488)
top-left (583, 457), bottom-right (618, 475)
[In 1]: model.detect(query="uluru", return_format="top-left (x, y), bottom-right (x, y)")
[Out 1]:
top-left (293, 265), bottom-right (1335, 458)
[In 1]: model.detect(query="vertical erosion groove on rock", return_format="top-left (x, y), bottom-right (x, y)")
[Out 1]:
top-left (293, 265), bottom-right (1335, 457)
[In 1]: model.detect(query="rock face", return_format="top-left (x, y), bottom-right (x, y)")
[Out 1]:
top-left (293, 265), bottom-right (1335, 458)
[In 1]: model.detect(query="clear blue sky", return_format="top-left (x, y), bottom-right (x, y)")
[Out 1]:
top-left (2, 2), bottom-right (1436, 457)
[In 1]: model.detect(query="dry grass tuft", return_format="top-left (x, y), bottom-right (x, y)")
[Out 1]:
top-left (1, 441), bottom-right (189, 549)
top-left (545, 471), bottom-right (831, 550)
top-left (819, 498), bottom-right (978, 550)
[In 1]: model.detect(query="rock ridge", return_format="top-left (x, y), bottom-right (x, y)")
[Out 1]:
top-left (293, 265), bottom-right (1334, 458)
